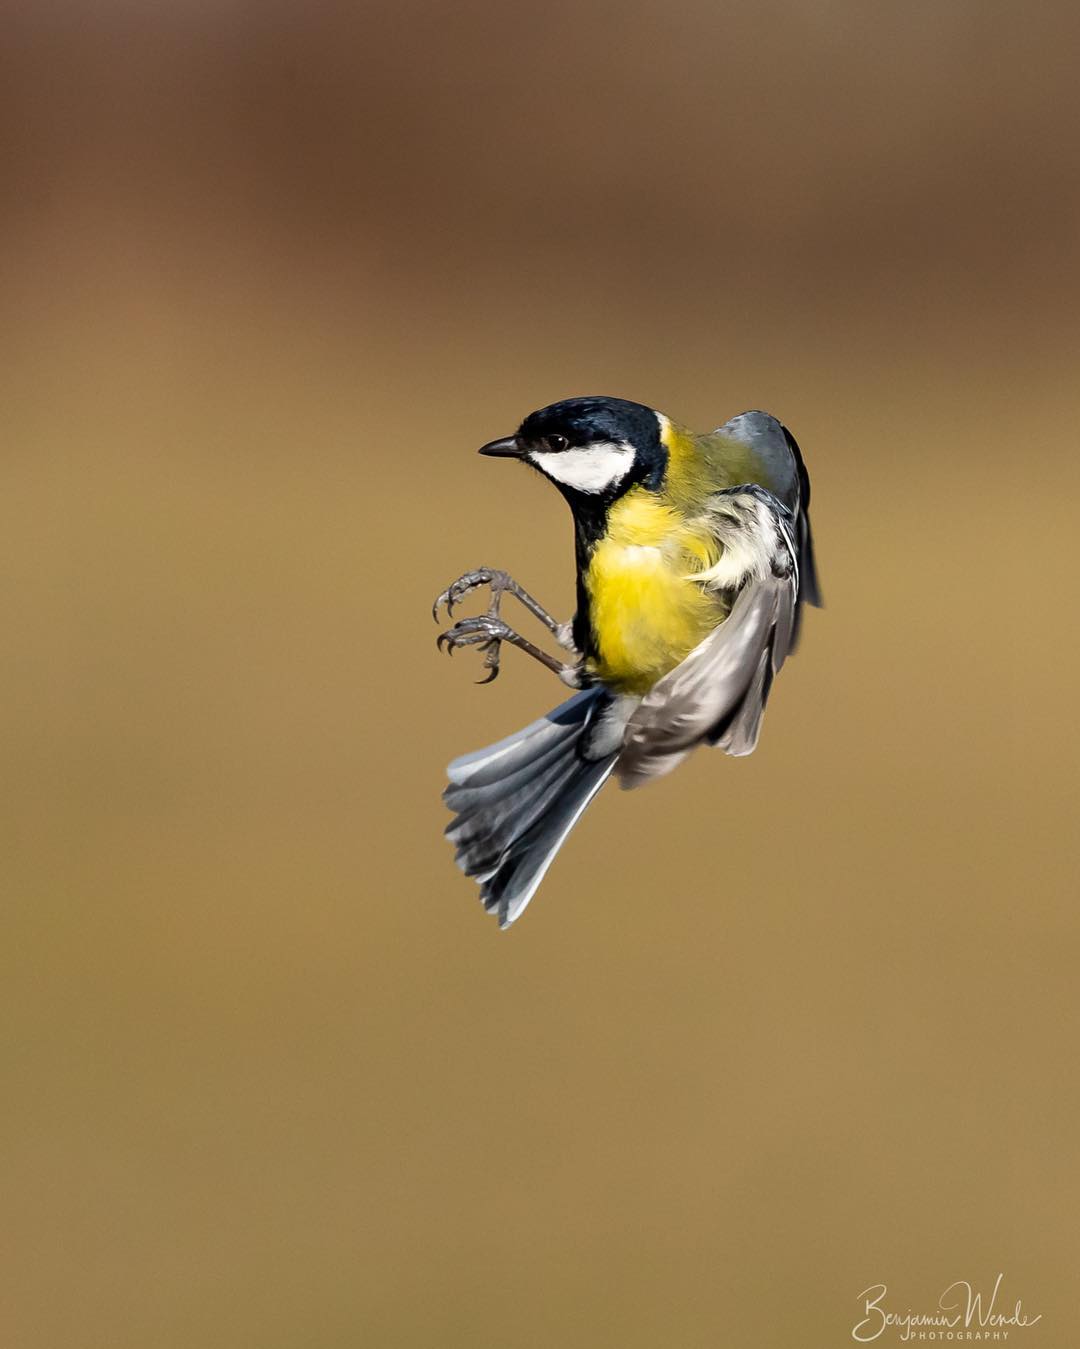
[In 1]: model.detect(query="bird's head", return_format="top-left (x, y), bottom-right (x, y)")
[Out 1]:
top-left (478, 396), bottom-right (667, 502)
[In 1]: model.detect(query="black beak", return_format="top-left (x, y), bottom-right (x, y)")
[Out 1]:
top-left (478, 435), bottom-right (524, 459)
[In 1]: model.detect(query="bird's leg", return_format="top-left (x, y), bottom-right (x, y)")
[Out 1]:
top-left (432, 567), bottom-right (575, 648)
top-left (437, 614), bottom-right (582, 686)
top-left (434, 567), bottom-right (581, 684)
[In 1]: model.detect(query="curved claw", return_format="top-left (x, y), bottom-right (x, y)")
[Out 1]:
top-left (437, 616), bottom-right (508, 684)
top-left (476, 638), bottom-right (502, 684)
top-left (432, 589), bottom-right (449, 623)
top-left (437, 629), bottom-right (468, 655)
top-left (432, 584), bottom-right (461, 622)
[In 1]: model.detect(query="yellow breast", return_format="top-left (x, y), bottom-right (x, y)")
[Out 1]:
top-left (584, 488), bottom-right (726, 694)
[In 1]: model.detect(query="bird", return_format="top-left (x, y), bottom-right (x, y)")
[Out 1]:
top-left (434, 396), bottom-right (821, 928)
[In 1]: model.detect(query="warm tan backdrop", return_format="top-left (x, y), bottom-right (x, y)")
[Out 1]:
top-left (2, 2), bottom-right (1078, 1346)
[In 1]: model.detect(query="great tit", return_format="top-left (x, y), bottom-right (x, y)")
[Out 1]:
top-left (435, 396), bottom-right (821, 928)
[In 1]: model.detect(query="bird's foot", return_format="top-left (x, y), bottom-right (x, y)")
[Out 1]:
top-left (436, 614), bottom-right (582, 687)
top-left (432, 568), bottom-right (574, 651)
top-left (436, 614), bottom-right (510, 684)
top-left (432, 568), bottom-right (514, 622)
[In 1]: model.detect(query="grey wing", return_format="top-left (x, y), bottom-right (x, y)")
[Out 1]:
top-left (616, 485), bottom-right (798, 790)
top-left (717, 411), bottom-right (822, 632)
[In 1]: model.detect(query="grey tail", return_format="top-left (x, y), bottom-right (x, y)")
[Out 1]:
top-left (444, 689), bottom-right (618, 928)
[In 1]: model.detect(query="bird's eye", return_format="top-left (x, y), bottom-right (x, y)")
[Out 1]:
top-left (544, 434), bottom-right (568, 452)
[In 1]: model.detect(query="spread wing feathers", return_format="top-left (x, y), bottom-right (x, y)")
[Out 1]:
top-left (444, 689), bottom-right (619, 928)
top-left (715, 411), bottom-right (822, 643)
top-left (616, 486), bottom-right (798, 790)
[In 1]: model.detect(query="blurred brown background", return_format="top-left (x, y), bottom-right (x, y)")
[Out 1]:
top-left (2, 1), bottom-right (1078, 1345)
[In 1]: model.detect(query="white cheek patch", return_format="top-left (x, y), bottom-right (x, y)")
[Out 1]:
top-left (528, 441), bottom-right (635, 494)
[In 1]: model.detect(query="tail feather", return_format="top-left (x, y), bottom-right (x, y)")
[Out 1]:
top-left (444, 689), bottom-right (618, 928)
top-left (449, 749), bottom-right (599, 881)
top-left (446, 696), bottom-right (588, 788)
top-left (446, 730), bottom-right (585, 839)
top-left (473, 766), bottom-right (614, 926)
